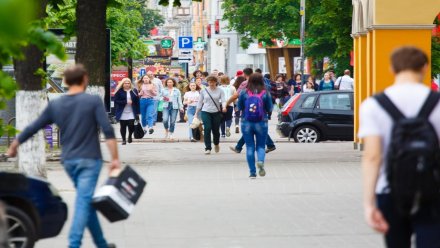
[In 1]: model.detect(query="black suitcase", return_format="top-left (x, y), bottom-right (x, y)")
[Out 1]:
top-left (92, 166), bottom-right (146, 222)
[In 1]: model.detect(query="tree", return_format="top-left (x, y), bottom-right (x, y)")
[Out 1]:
top-left (138, 8), bottom-right (165, 38)
top-left (159, 0), bottom-right (202, 7)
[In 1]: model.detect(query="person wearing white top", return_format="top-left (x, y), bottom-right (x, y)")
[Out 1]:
top-left (147, 70), bottom-right (163, 125)
top-left (303, 77), bottom-right (316, 93)
top-left (183, 82), bottom-right (201, 141)
top-left (219, 76), bottom-right (237, 137)
top-left (359, 46), bottom-right (440, 247)
top-left (335, 70), bottom-right (354, 90)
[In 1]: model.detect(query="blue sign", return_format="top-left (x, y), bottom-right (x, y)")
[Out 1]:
top-left (139, 68), bottom-right (146, 76)
top-left (178, 36), bottom-right (193, 49)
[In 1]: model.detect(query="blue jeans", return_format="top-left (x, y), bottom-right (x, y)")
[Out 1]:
top-left (153, 100), bottom-right (159, 125)
top-left (63, 159), bottom-right (107, 248)
top-left (163, 105), bottom-right (178, 133)
top-left (187, 106), bottom-right (196, 139)
top-left (140, 98), bottom-right (156, 128)
top-left (221, 106), bottom-right (234, 135)
top-left (241, 121), bottom-right (268, 175)
top-left (236, 133), bottom-right (275, 151)
top-left (377, 194), bottom-right (440, 248)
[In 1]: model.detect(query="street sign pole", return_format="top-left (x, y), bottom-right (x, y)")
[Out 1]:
top-left (300, 0), bottom-right (306, 92)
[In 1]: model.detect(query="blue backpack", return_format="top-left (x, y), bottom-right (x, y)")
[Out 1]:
top-left (244, 90), bottom-right (266, 122)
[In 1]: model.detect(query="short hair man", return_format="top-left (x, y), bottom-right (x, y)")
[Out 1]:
top-left (335, 69), bottom-right (354, 90)
top-left (359, 46), bottom-right (440, 247)
top-left (7, 64), bottom-right (120, 248)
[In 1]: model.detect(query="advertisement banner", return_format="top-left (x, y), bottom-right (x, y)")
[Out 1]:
top-left (111, 71), bottom-right (128, 97)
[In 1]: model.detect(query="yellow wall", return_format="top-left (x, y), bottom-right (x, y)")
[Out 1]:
top-left (371, 29), bottom-right (432, 92)
top-left (375, 0), bottom-right (440, 25)
top-left (353, 37), bottom-right (360, 146)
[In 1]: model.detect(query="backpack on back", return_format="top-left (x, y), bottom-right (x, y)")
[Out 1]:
top-left (244, 90), bottom-right (266, 122)
top-left (375, 91), bottom-right (440, 216)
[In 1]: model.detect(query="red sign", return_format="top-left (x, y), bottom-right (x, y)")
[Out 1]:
top-left (215, 19), bottom-right (220, 34)
top-left (111, 70), bottom-right (128, 97)
top-left (207, 24), bottom-right (211, 39)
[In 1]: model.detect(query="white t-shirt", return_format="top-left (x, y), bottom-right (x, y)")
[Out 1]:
top-left (120, 91), bottom-right (134, 120)
top-left (336, 75), bottom-right (354, 90)
top-left (358, 83), bottom-right (440, 194)
top-left (152, 78), bottom-right (163, 100)
top-left (184, 91), bottom-right (200, 107)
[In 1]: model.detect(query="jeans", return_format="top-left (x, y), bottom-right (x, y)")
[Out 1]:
top-left (236, 133), bottom-right (275, 151)
top-left (153, 99), bottom-right (159, 125)
top-left (140, 98), bottom-right (156, 128)
top-left (234, 109), bottom-right (241, 126)
top-left (163, 105), bottom-right (178, 133)
top-left (63, 159), bottom-right (108, 248)
top-left (377, 194), bottom-right (440, 248)
top-left (187, 106), bottom-right (196, 139)
top-left (201, 111), bottom-right (221, 150)
top-left (221, 106), bottom-right (234, 135)
top-left (241, 121), bottom-right (268, 175)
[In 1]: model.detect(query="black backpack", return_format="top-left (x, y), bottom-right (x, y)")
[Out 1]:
top-left (375, 91), bottom-right (440, 216)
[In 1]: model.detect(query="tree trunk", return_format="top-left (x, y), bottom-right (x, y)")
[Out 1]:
top-left (76, 0), bottom-right (107, 87)
top-left (12, 0), bottom-right (49, 178)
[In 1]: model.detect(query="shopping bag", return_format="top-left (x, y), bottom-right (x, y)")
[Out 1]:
top-left (92, 166), bottom-right (147, 222)
top-left (133, 121), bottom-right (144, 139)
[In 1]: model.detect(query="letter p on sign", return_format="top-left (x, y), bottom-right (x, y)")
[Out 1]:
top-left (179, 36), bottom-right (193, 49)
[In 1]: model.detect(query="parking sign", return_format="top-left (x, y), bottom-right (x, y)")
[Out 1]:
top-left (178, 36), bottom-right (193, 49)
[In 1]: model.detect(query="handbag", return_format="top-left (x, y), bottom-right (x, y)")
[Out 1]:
top-left (157, 100), bottom-right (164, 112)
top-left (190, 117), bottom-right (201, 129)
top-left (205, 89), bottom-right (223, 117)
top-left (133, 120), bottom-right (145, 139)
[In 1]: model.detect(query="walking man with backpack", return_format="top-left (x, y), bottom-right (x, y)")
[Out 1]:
top-left (359, 46), bottom-right (440, 248)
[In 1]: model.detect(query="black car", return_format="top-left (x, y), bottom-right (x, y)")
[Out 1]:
top-left (277, 90), bottom-right (354, 143)
top-left (0, 172), bottom-right (68, 248)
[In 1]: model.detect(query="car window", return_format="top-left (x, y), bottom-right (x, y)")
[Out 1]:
top-left (301, 95), bottom-right (317, 109)
top-left (318, 93), bottom-right (351, 110)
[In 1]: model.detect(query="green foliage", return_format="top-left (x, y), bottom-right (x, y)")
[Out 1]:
top-left (138, 8), bottom-right (165, 38)
top-left (159, 0), bottom-right (202, 7)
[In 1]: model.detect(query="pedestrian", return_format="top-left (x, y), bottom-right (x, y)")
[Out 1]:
top-left (236, 73), bottom-right (273, 179)
top-left (359, 46), bottom-right (440, 248)
top-left (7, 64), bottom-right (119, 248)
top-left (146, 70), bottom-right (163, 125)
top-left (137, 75), bottom-right (157, 134)
top-left (230, 70), bottom-right (244, 86)
top-left (114, 78), bottom-right (140, 145)
top-left (288, 73), bottom-right (302, 95)
top-left (303, 76), bottom-right (316, 93)
top-left (161, 78), bottom-right (184, 140)
top-left (202, 71), bottom-right (209, 86)
top-left (233, 76), bottom-right (246, 133)
top-left (183, 82), bottom-right (201, 142)
top-left (195, 76), bottom-right (226, 154)
top-left (226, 68), bottom-right (277, 154)
top-left (219, 75), bottom-right (236, 137)
top-left (177, 74), bottom-right (189, 123)
top-left (319, 72), bottom-right (335, 91)
top-left (191, 70), bottom-right (202, 83)
top-left (271, 74), bottom-right (290, 106)
top-left (335, 69), bottom-right (354, 90)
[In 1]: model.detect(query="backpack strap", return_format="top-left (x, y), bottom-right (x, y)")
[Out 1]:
top-left (374, 93), bottom-right (405, 121)
top-left (417, 91), bottom-right (440, 119)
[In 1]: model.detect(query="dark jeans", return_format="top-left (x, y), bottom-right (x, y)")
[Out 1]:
top-left (201, 111), bottom-right (221, 150)
top-left (377, 194), bottom-right (440, 248)
top-left (119, 119), bottom-right (134, 141)
top-left (235, 133), bottom-right (275, 151)
top-left (221, 106), bottom-right (234, 135)
top-left (234, 109), bottom-right (241, 126)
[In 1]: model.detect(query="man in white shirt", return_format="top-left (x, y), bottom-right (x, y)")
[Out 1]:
top-left (147, 70), bottom-right (163, 125)
top-left (359, 46), bottom-right (440, 248)
top-left (335, 69), bottom-right (354, 90)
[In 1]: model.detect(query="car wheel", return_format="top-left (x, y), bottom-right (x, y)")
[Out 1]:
top-left (5, 206), bottom-right (36, 248)
top-left (293, 125), bottom-right (320, 143)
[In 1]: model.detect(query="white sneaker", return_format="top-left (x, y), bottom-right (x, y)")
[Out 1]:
top-left (169, 133), bottom-right (174, 140)
top-left (226, 127), bottom-right (231, 137)
top-left (164, 131), bottom-right (169, 139)
top-left (205, 150), bottom-right (211, 155)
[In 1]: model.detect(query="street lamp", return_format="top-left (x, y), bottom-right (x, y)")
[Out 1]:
top-left (299, 0), bottom-right (306, 92)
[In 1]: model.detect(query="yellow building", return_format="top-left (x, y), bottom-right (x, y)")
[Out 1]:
top-left (351, 0), bottom-right (440, 149)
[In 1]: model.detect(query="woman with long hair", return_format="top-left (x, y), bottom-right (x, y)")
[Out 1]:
top-left (195, 76), bottom-right (226, 154)
top-left (137, 75), bottom-right (157, 134)
top-left (183, 82), bottom-right (201, 142)
top-left (233, 76), bottom-right (246, 133)
top-left (303, 76), bottom-right (316, 93)
top-left (319, 72), bottom-right (335, 91)
top-left (114, 78), bottom-right (140, 145)
top-left (161, 78), bottom-right (184, 140)
top-left (237, 73), bottom-right (273, 178)
top-left (219, 75), bottom-right (236, 137)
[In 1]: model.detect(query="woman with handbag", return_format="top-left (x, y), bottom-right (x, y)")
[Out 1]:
top-left (183, 81), bottom-right (201, 142)
top-left (195, 76), bottom-right (226, 154)
top-left (161, 78), bottom-right (184, 140)
top-left (137, 75), bottom-right (157, 135)
top-left (114, 78), bottom-right (140, 145)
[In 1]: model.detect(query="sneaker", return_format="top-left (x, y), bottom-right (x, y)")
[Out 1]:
top-left (169, 134), bottom-right (174, 140)
top-left (127, 136), bottom-right (132, 143)
top-left (149, 128), bottom-right (154, 134)
top-left (221, 134), bottom-right (226, 138)
top-left (257, 162), bottom-right (266, 177)
top-left (215, 145), bottom-right (220, 153)
top-left (235, 126), bottom-right (240, 133)
top-left (226, 127), bottom-right (231, 137)
top-left (190, 138), bottom-right (197, 142)
top-left (265, 146), bottom-right (276, 153)
top-left (205, 150), bottom-right (211, 155)
top-left (164, 131), bottom-right (169, 139)
top-left (249, 174), bottom-right (257, 179)
top-left (108, 244), bottom-right (117, 248)
top-left (122, 141), bottom-right (126, 145)
top-left (229, 146), bottom-right (241, 153)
